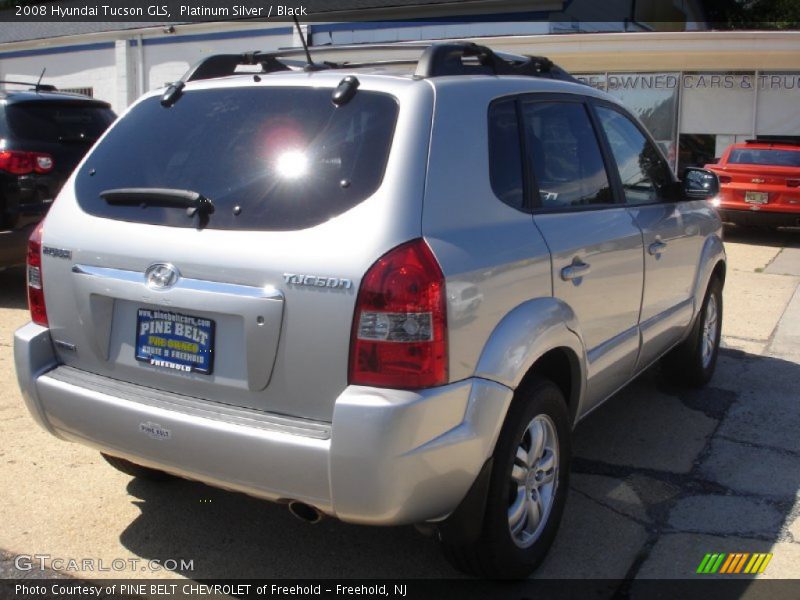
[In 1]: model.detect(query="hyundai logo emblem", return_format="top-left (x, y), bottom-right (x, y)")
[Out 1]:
top-left (145, 263), bottom-right (180, 290)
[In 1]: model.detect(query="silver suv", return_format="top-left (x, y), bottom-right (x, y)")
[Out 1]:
top-left (14, 42), bottom-right (725, 578)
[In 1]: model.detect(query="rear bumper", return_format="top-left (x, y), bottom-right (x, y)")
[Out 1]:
top-left (717, 207), bottom-right (800, 228)
top-left (14, 322), bottom-right (512, 525)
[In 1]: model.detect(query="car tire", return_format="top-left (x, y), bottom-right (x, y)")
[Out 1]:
top-left (438, 376), bottom-right (571, 579)
top-left (101, 453), bottom-right (176, 482)
top-left (661, 276), bottom-right (723, 387)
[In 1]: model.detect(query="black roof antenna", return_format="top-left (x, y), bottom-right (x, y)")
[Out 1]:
top-left (35, 68), bottom-right (46, 93)
top-left (292, 16), bottom-right (323, 71)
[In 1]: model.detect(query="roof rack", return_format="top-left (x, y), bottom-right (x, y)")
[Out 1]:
top-left (0, 79), bottom-right (58, 92)
top-left (161, 42), bottom-right (581, 106)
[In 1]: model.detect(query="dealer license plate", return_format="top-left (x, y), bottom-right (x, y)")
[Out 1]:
top-left (135, 309), bottom-right (215, 374)
top-left (745, 191), bottom-right (768, 204)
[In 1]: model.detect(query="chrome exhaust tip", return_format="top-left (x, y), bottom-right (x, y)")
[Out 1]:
top-left (288, 501), bottom-right (323, 524)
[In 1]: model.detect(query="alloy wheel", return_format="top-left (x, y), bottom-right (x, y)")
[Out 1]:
top-left (507, 414), bottom-right (559, 548)
top-left (701, 293), bottom-right (719, 369)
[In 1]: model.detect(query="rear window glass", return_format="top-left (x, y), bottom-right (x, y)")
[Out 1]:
top-left (75, 87), bottom-right (399, 231)
top-left (729, 148), bottom-right (800, 167)
top-left (6, 102), bottom-right (115, 144)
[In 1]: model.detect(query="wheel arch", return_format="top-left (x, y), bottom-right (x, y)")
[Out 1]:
top-left (474, 297), bottom-right (587, 428)
top-left (711, 258), bottom-right (726, 285)
top-left (692, 234), bottom-right (726, 315)
top-left (519, 346), bottom-right (583, 426)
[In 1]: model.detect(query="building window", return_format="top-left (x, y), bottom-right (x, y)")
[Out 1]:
top-left (678, 134), bottom-right (717, 173)
top-left (575, 72), bottom-right (680, 170)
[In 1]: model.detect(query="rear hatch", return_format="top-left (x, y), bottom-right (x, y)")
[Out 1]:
top-left (714, 146), bottom-right (800, 208)
top-left (39, 78), bottom-right (429, 422)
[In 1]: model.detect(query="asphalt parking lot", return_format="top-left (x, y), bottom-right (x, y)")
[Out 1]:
top-left (0, 225), bottom-right (798, 581)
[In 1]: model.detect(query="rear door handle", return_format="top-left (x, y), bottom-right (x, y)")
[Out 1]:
top-left (648, 241), bottom-right (668, 255)
top-left (561, 260), bottom-right (591, 281)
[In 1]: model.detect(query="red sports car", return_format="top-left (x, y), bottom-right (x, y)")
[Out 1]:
top-left (705, 138), bottom-right (800, 228)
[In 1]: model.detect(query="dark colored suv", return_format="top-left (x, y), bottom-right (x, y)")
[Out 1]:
top-left (0, 84), bottom-right (115, 267)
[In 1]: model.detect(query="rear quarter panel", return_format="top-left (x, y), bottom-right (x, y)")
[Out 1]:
top-left (422, 79), bottom-right (579, 386)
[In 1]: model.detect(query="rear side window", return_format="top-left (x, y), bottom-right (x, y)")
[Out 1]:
top-left (521, 101), bottom-right (613, 209)
top-left (6, 102), bottom-right (115, 144)
top-left (728, 148), bottom-right (800, 167)
top-left (488, 98), bottom-right (524, 210)
top-left (76, 87), bottom-right (399, 231)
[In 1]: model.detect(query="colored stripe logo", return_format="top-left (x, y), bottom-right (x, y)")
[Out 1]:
top-left (696, 552), bottom-right (773, 574)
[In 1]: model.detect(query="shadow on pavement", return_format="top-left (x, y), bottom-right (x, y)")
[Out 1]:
top-left (119, 477), bottom-right (456, 579)
top-left (569, 350), bottom-right (800, 579)
top-left (0, 267), bottom-right (27, 310)
top-left (116, 349), bottom-right (800, 580)
top-left (722, 223), bottom-right (800, 248)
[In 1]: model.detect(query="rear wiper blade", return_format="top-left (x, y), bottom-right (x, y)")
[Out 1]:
top-left (100, 187), bottom-right (215, 217)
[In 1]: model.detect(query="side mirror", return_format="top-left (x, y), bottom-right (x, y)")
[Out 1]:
top-left (682, 167), bottom-right (720, 200)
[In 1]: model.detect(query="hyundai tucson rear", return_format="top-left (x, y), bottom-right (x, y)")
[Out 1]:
top-left (13, 43), bottom-right (725, 579)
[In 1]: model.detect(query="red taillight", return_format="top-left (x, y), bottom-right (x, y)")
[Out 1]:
top-left (349, 239), bottom-right (448, 389)
top-left (27, 223), bottom-right (48, 326)
top-left (0, 150), bottom-right (54, 175)
top-left (718, 175), bottom-right (732, 184)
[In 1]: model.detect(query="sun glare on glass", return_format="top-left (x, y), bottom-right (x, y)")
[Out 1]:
top-left (275, 150), bottom-right (308, 179)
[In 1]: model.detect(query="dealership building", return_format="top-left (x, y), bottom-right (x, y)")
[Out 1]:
top-left (1, 1), bottom-right (799, 172)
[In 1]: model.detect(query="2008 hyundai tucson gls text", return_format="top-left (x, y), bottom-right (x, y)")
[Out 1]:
top-left (14, 42), bottom-right (725, 578)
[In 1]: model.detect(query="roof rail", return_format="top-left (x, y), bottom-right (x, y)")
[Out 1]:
top-left (0, 79), bottom-right (58, 92)
top-left (160, 41), bottom-right (582, 105)
top-left (413, 42), bottom-right (579, 81)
